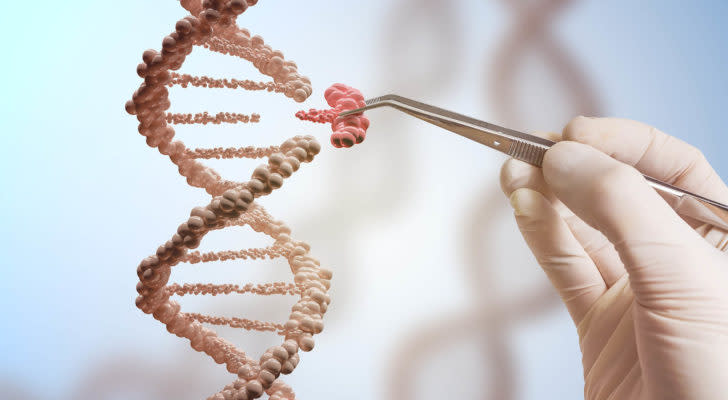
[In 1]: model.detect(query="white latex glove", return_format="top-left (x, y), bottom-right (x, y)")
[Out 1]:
top-left (499, 117), bottom-right (728, 399)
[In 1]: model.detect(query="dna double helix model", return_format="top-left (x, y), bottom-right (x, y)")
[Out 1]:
top-left (123, 1), bottom-right (367, 399)
top-left (490, 0), bottom-right (602, 126)
top-left (383, 0), bottom-right (604, 398)
top-left (123, 0), bottom-right (601, 398)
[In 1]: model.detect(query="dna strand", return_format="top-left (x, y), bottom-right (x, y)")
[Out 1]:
top-left (296, 84), bottom-right (370, 148)
top-left (125, 1), bottom-right (333, 399)
top-left (385, 0), bottom-right (603, 398)
top-left (264, 0), bottom-right (457, 325)
top-left (490, 0), bottom-right (602, 127)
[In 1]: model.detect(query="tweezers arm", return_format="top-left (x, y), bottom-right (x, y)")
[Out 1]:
top-left (366, 96), bottom-right (553, 166)
top-left (355, 94), bottom-right (728, 232)
top-left (380, 102), bottom-right (515, 151)
top-left (506, 141), bottom-right (549, 167)
top-left (646, 177), bottom-right (728, 231)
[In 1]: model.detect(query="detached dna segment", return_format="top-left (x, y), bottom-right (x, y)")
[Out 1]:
top-left (125, 1), bottom-right (332, 399)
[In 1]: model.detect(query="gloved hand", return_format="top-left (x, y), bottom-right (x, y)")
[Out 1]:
top-left (499, 117), bottom-right (728, 399)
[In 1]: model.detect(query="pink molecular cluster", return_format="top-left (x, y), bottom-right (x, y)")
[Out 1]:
top-left (125, 1), bottom-right (332, 400)
top-left (295, 83), bottom-right (370, 148)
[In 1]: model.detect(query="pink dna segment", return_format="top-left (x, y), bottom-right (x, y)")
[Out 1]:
top-left (125, 1), bottom-right (333, 399)
top-left (295, 83), bottom-right (370, 148)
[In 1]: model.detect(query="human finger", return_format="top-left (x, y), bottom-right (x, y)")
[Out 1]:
top-left (542, 141), bottom-right (708, 305)
top-left (509, 187), bottom-right (607, 324)
top-left (563, 116), bottom-right (728, 203)
top-left (500, 158), bottom-right (625, 286)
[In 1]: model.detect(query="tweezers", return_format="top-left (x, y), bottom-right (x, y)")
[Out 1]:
top-left (340, 94), bottom-right (728, 231)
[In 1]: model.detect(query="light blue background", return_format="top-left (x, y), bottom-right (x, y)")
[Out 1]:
top-left (1, 1), bottom-right (726, 399)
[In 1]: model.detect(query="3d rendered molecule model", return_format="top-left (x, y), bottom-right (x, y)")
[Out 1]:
top-left (295, 83), bottom-right (370, 148)
top-left (123, 1), bottom-right (371, 399)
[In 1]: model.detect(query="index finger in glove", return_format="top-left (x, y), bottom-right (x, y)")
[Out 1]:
top-left (563, 117), bottom-right (728, 203)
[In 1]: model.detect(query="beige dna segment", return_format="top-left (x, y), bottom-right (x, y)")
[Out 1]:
top-left (125, 0), bottom-right (313, 196)
top-left (125, 1), bottom-right (329, 399)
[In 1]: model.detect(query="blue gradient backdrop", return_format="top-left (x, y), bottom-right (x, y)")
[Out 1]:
top-left (1, 1), bottom-right (726, 399)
